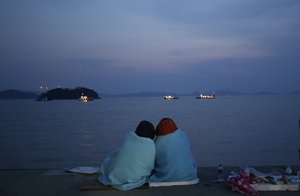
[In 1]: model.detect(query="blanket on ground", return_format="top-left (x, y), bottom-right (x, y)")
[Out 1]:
top-left (149, 129), bottom-right (198, 183)
top-left (99, 131), bottom-right (155, 191)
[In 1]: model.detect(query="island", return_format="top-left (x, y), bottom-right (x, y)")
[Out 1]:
top-left (0, 89), bottom-right (39, 100)
top-left (36, 87), bottom-right (101, 101)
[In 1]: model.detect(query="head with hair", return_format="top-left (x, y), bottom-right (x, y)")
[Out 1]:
top-left (155, 117), bottom-right (178, 136)
top-left (135, 120), bottom-right (155, 140)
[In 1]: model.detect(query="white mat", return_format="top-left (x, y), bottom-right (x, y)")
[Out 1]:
top-left (65, 166), bottom-right (100, 174)
top-left (149, 178), bottom-right (199, 187)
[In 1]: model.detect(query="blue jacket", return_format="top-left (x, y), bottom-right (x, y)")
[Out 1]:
top-left (150, 129), bottom-right (198, 182)
top-left (99, 131), bottom-right (155, 191)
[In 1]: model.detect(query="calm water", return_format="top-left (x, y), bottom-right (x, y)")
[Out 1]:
top-left (0, 95), bottom-right (300, 169)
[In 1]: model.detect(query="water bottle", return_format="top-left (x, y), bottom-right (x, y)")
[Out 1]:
top-left (244, 166), bottom-right (250, 177)
top-left (285, 166), bottom-right (292, 183)
top-left (217, 164), bottom-right (224, 182)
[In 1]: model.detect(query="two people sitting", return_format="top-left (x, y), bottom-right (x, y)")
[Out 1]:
top-left (98, 118), bottom-right (198, 191)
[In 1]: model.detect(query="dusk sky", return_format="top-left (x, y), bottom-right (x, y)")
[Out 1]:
top-left (1, 0), bottom-right (300, 94)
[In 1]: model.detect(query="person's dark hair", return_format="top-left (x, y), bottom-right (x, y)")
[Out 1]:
top-left (135, 120), bottom-right (155, 140)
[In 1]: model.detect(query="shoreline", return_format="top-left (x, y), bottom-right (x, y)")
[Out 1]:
top-left (1, 166), bottom-right (299, 196)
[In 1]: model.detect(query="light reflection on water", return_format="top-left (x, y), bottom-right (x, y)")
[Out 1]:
top-left (0, 95), bottom-right (299, 169)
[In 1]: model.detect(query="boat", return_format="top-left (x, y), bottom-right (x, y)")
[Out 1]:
top-left (79, 94), bottom-right (94, 102)
top-left (163, 95), bottom-right (179, 100)
top-left (196, 93), bottom-right (215, 99)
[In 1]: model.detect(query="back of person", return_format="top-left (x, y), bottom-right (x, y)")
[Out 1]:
top-left (150, 118), bottom-right (198, 182)
top-left (99, 120), bottom-right (155, 191)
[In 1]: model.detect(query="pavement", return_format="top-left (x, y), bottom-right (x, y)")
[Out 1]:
top-left (0, 166), bottom-right (299, 196)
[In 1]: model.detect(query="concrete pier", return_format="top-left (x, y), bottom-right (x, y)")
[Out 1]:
top-left (0, 166), bottom-right (299, 196)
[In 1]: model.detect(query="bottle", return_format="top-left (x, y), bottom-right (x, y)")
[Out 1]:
top-left (244, 166), bottom-right (250, 177)
top-left (217, 164), bottom-right (224, 182)
top-left (283, 166), bottom-right (292, 184)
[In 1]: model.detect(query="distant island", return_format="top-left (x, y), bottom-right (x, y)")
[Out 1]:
top-left (0, 89), bottom-right (39, 100)
top-left (36, 87), bottom-right (101, 101)
top-left (103, 90), bottom-right (300, 97)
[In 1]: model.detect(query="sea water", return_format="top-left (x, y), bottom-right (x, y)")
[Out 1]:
top-left (0, 95), bottom-right (299, 169)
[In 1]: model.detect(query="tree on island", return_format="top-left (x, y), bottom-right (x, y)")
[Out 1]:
top-left (36, 87), bottom-right (100, 101)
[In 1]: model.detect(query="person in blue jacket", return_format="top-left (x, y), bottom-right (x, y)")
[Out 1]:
top-left (98, 120), bottom-right (155, 191)
top-left (150, 117), bottom-right (198, 184)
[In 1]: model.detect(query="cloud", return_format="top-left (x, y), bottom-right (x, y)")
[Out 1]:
top-left (147, 0), bottom-right (300, 60)
top-left (1, 0), bottom-right (300, 93)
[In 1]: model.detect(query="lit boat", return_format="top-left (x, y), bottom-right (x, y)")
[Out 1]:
top-left (79, 94), bottom-right (93, 102)
top-left (163, 95), bottom-right (179, 100)
top-left (196, 93), bottom-right (215, 99)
